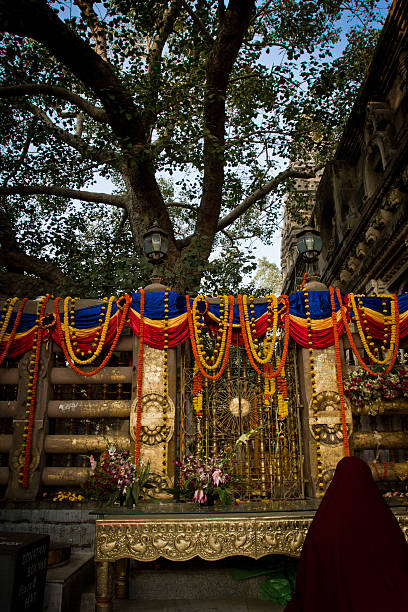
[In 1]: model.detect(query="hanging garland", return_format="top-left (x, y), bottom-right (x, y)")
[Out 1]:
top-left (350, 293), bottom-right (396, 365)
top-left (186, 294), bottom-right (234, 380)
top-left (263, 363), bottom-right (275, 407)
top-left (0, 297), bottom-right (19, 344)
top-left (238, 294), bottom-right (290, 378)
top-left (63, 295), bottom-right (115, 364)
top-left (53, 294), bottom-right (131, 377)
top-left (135, 289), bottom-right (145, 465)
top-left (303, 287), bottom-right (324, 494)
top-left (329, 287), bottom-right (350, 457)
top-left (20, 294), bottom-right (52, 488)
top-left (0, 298), bottom-right (28, 367)
top-left (192, 295), bottom-right (231, 370)
top-left (192, 363), bottom-right (203, 415)
top-left (336, 288), bottom-right (399, 376)
top-left (276, 356), bottom-right (288, 419)
top-left (162, 289), bottom-right (169, 481)
top-left (242, 294), bottom-right (279, 365)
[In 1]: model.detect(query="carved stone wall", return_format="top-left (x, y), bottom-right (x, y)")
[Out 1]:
top-left (281, 0), bottom-right (408, 295)
top-left (297, 337), bottom-right (352, 497)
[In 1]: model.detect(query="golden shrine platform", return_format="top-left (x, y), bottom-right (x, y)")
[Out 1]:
top-left (93, 501), bottom-right (408, 611)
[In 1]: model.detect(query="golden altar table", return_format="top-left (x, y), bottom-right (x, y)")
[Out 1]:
top-left (93, 501), bottom-right (408, 611)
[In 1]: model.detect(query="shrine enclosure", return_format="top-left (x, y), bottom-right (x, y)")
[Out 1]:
top-left (0, 286), bottom-right (407, 503)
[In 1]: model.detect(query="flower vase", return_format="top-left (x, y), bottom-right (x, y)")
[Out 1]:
top-left (201, 494), bottom-right (216, 506)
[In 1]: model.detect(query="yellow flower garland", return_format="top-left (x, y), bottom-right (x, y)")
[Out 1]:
top-left (350, 293), bottom-right (396, 365)
top-left (0, 297), bottom-right (19, 343)
top-left (242, 294), bottom-right (278, 365)
top-left (192, 295), bottom-right (229, 371)
top-left (63, 295), bottom-right (116, 364)
top-left (303, 288), bottom-right (324, 494)
top-left (162, 289), bottom-right (169, 481)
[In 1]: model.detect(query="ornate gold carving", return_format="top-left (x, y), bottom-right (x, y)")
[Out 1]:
top-left (95, 516), bottom-right (312, 562)
top-left (114, 558), bottom-right (128, 600)
top-left (95, 561), bottom-right (113, 612)
top-left (129, 393), bottom-right (175, 445)
top-left (11, 447), bottom-right (39, 474)
top-left (95, 513), bottom-right (408, 564)
top-left (309, 391), bottom-right (352, 446)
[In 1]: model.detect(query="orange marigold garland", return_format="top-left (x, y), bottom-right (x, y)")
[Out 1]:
top-left (350, 293), bottom-right (396, 365)
top-left (192, 363), bottom-right (203, 415)
top-left (135, 289), bottom-right (145, 464)
top-left (329, 286), bottom-right (350, 457)
top-left (238, 294), bottom-right (290, 378)
top-left (242, 294), bottom-right (279, 365)
top-left (186, 294), bottom-right (234, 380)
top-left (336, 288), bottom-right (399, 376)
top-left (0, 298), bottom-right (28, 366)
top-left (20, 294), bottom-right (52, 488)
top-left (63, 295), bottom-right (115, 364)
top-left (53, 294), bottom-right (131, 377)
top-left (303, 287), bottom-right (324, 494)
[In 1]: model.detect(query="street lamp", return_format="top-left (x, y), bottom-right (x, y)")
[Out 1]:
top-left (143, 221), bottom-right (169, 285)
top-left (296, 226), bottom-right (322, 277)
top-left (143, 221), bottom-right (169, 263)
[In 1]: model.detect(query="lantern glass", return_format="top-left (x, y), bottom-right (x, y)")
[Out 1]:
top-left (296, 227), bottom-right (322, 262)
top-left (143, 222), bottom-right (169, 262)
top-left (151, 234), bottom-right (162, 252)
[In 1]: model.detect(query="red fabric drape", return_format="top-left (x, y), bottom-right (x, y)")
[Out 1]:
top-left (285, 456), bottom-right (408, 612)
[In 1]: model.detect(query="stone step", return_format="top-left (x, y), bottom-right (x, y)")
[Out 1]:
top-left (129, 556), bottom-right (289, 601)
top-left (80, 594), bottom-right (284, 612)
top-left (44, 552), bottom-right (94, 612)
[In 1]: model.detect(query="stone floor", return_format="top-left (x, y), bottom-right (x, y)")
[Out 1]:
top-left (80, 593), bottom-right (285, 611)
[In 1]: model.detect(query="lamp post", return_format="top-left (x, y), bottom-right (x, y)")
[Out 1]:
top-left (296, 226), bottom-right (322, 278)
top-left (143, 220), bottom-right (169, 286)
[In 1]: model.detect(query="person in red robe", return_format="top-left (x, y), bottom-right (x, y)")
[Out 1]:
top-left (285, 456), bottom-right (408, 611)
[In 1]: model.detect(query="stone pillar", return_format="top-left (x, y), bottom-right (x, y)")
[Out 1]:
top-left (6, 340), bottom-right (53, 500)
top-left (129, 282), bottom-right (176, 492)
top-left (297, 281), bottom-right (353, 496)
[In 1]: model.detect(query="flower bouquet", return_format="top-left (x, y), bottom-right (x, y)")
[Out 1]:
top-left (81, 446), bottom-right (154, 508)
top-left (175, 427), bottom-right (262, 505)
top-left (344, 365), bottom-right (408, 414)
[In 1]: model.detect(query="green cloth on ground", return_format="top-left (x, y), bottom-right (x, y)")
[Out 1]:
top-left (231, 555), bottom-right (298, 606)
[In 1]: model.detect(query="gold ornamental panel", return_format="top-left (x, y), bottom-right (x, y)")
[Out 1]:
top-left (95, 515), bottom-right (314, 562)
top-left (95, 512), bottom-right (408, 563)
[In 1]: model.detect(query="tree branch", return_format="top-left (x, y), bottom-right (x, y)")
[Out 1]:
top-left (0, 0), bottom-right (147, 146)
top-left (176, 165), bottom-right (323, 249)
top-left (2, 128), bottom-right (33, 187)
top-left (217, 165), bottom-right (323, 232)
top-left (0, 84), bottom-right (108, 122)
top-left (167, 201), bottom-right (197, 211)
top-left (143, 2), bottom-right (181, 131)
top-left (180, 0), bottom-right (214, 45)
top-left (193, 0), bottom-right (255, 257)
top-left (74, 0), bottom-right (108, 61)
top-left (26, 101), bottom-right (114, 163)
top-left (0, 184), bottom-right (127, 208)
top-left (0, 250), bottom-right (69, 287)
top-left (0, 271), bottom-right (65, 298)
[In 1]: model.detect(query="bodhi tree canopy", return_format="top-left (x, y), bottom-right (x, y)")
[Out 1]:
top-left (0, 0), bottom-right (389, 296)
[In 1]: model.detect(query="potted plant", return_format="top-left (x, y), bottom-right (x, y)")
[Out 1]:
top-left (81, 446), bottom-right (154, 508)
top-left (175, 427), bottom-right (263, 505)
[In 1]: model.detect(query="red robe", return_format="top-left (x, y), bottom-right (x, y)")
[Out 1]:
top-left (285, 456), bottom-right (408, 612)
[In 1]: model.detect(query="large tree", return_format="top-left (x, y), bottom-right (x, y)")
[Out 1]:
top-left (0, 0), bottom-right (387, 295)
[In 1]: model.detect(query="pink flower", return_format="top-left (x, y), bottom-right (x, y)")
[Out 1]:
top-left (89, 454), bottom-right (97, 473)
top-left (193, 489), bottom-right (207, 504)
top-left (212, 469), bottom-right (223, 486)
